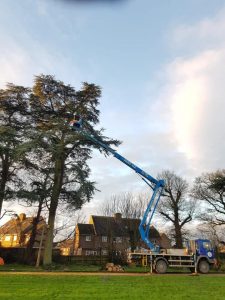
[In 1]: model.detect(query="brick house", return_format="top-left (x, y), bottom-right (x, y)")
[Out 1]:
top-left (219, 241), bottom-right (225, 253)
top-left (56, 238), bottom-right (75, 256)
top-left (74, 213), bottom-right (171, 257)
top-left (0, 213), bottom-right (46, 248)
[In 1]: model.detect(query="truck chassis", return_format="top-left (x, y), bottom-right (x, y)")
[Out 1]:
top-left (128, 251), bottom-right (215, 274)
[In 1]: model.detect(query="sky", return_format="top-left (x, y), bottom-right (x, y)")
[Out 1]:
top-left (1, 0), bottom-right (225, 221)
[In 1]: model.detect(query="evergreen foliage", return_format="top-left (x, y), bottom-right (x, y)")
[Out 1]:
top-left (0, 84), bottom-right (30, 216)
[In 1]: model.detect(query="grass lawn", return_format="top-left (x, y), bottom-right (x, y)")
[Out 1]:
top-left (0, 263), bottom-right (198, 273)
top-left (0, 274), bottom-right (224, 300)
top-left (0, 263), bottom-right (102, 272)
top-left (0, 263), bottom-right (154, 273)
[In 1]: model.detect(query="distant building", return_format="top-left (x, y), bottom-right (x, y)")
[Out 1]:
top-left (218, 241), bottom-right (225, 253)
top-left (74, 213), bottom-right (171, 256)
top-left (56, 239), bottom-right (75, 256)
top-left (0, 213), bottom-right (46, 248)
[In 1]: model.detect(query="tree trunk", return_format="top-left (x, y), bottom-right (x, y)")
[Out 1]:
top-left (25, 198), bottom-right (44, 264)
top-left (43, 203), bottom-right (57, 265)
top-left (0, 154), bottom-right (9, 217)
top-left (174, 222), bottom-right (183, 248)
top-left (0, 193), bottom-right (3, 218)
top-left (43, 157), bottom-right (64, 266)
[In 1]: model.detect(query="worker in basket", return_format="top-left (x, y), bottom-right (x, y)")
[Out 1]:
top-left (69, 114), bottom-right (82, 129)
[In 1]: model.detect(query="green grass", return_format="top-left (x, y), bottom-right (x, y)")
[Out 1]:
top-left (0, 263), bottom-right (150, 273)
top-left (0, 274), bottom-right (225, 300)
top-left (0, 263), bottom-right (102, 272)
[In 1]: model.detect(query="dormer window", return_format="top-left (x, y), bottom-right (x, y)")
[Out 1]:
top-left (85, 235), bottom-right (91, 242)
top-left (102, 236), bottom-right (107, 242)
top-left (116, 237), bottom-right (122, 243)
top-left (4, 235), bottom-right (11, 241)
top-left (25, 235), bottom-right (30, 243)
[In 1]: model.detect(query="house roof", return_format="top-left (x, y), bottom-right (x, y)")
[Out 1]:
top-left (90, 215), bottom-right (161, 238)
top-left (77, 223), bottom-right (95, 235)
top-left (160, 232), bottom-right (170, 240)
top-left (0, 215), bottom-right (46, 236)
top-left (56, 238), bottom-right (74, 249)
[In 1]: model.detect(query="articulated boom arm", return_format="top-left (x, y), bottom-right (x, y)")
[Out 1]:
top-left (82, 131), bottom-right (165, 252)
top-left (69, 117), bottom-right (165, 252)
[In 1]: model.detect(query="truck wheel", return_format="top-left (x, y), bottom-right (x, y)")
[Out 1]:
top-left (198, 260), bottom-right (210, 274)
top-left (155, 259), bottom-right (167, 274)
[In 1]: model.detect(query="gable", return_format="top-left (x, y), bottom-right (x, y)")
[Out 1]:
top-left (0, 216), bottom-right (46, 236)
top-left (77, 223), bottom-right (95, 235)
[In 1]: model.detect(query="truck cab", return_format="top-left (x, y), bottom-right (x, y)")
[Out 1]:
top-left (186, 239), bottom-right (216, 273)
top-left (196, 239), bottom-right (215, 258)
top-left (188, 239), bottom-right (215, 259)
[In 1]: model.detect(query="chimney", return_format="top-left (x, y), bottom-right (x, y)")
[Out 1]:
top-left (19, 213), bottom-right (26, 221)
top-left (114, 213), bottom-right (122, 219)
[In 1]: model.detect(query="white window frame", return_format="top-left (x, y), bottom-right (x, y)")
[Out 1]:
top-left (102, 236), bottom-right (108, 243)
top-left (4, 235), bottom-right (11, 241)
top-left (102, 250), bottom-right (108, 256)
top-left (116, 237), bottom-right (122, 243)
top-left (85, 250), bottom-right (97, 256)
top-left (85, 235), bottom-right (91, 242)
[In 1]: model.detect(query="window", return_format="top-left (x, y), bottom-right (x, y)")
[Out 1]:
top-left (25, 235), bottom-right (30, 243)
top-left (4, 235), bottom-right (11, 241)
top-left (203, 242), bottom-right (212, 250)
top-left (102, 236), bottom-right (108, 243)
top-left (62, 248), bottom-right (70, 256)
top-left (115, 237), bottom-right (122, 243)
top-left (13, 235), bottom-right (17, 241)
top-left (85, 250), bottom-right (97, 256)
top-left (85, 235), bottom-right (91, 242)
top-left (102, 250), bottom-right (108, 256)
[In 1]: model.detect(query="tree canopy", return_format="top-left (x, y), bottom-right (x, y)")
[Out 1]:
top-left (192, 169), bottom-right (225, 226)
top-left (0, 84), bottom-right (30, 217)
top-left (157, 170), bottom-right (195, 248)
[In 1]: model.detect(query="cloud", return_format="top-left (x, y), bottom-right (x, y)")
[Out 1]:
top-left (0, 35), bottom-right (83, 89)
top-left (162, 17), bottom-right (225, 173)
top-left (0, 40), bottom-right (32, 87)
top-left (171, 8), bottom-right (225, 52)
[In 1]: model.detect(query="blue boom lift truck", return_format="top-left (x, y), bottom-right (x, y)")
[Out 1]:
top-left (70, 116), bottom-right (216, 274)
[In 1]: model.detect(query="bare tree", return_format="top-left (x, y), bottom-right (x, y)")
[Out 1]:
top-left (0, 209), bottom-right (15, 221)
top-left (98, 192), bottom-right (149, 253)
top-left (192, 169), bottom-right (225, 226)
top-left (196, 222), bottom-right (225, 247)
top-left (53, 207), bottom-right (85, 242)
top-left (157, 170), bottom-right (195, 248)
top-left (99, 192), bottom-right (148, 219)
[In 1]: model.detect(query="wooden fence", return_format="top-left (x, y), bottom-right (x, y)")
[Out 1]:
top-left (53, 254), bottom-right (109, 265)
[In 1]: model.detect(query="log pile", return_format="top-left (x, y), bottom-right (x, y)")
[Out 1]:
top-left (105, 263), bottom-right (124, 272)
